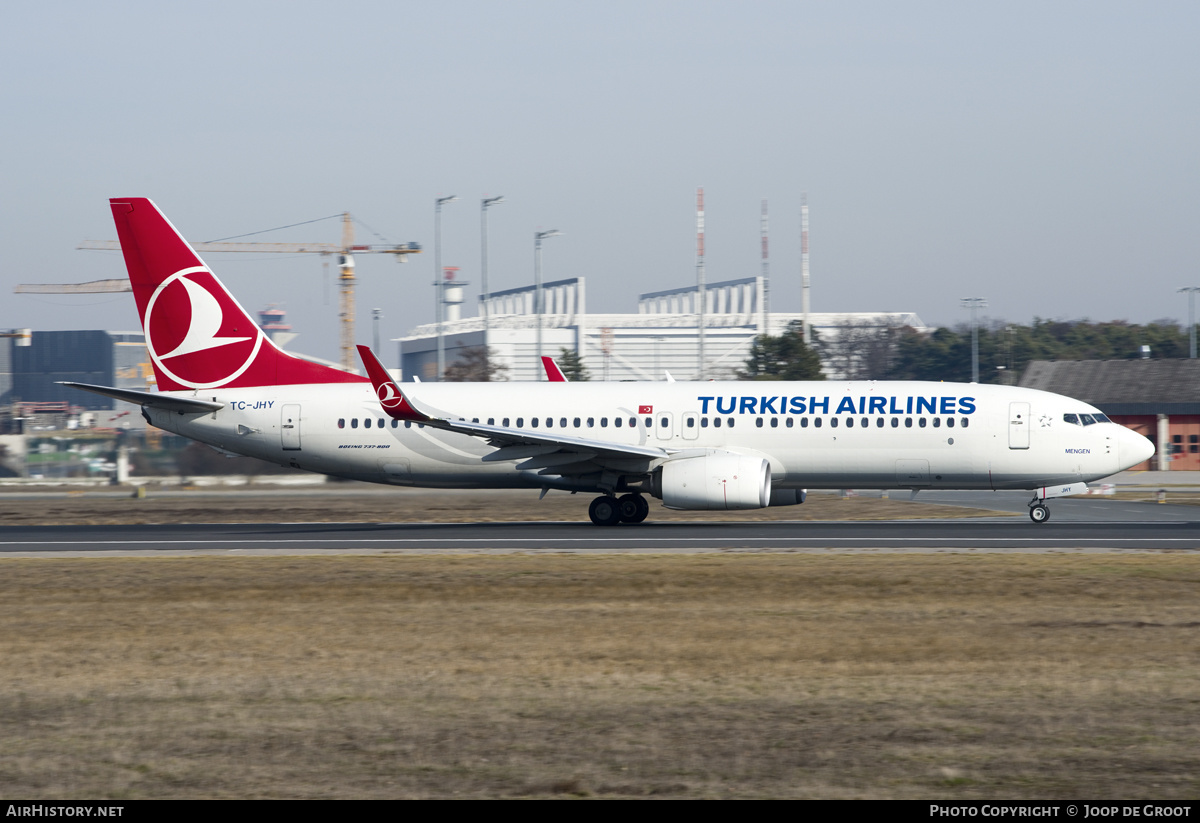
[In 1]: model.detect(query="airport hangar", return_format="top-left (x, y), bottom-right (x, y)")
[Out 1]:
top-left (397, 274), bottom-right (927, 383)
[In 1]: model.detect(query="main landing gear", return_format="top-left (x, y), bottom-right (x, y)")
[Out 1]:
top-left (589, 493), bottom-right (650, 526)
top-left (1028, 501), bottom-right (1050, 524)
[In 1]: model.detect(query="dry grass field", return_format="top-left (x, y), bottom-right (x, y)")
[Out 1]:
top-left (0, 488), bottom-right (1012, 526)
top-left (2, 553), bottom-right (1199, 799)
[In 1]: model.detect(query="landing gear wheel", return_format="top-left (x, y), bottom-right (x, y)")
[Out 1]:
top-left (589, 495), bottom-right (621, 526)
top-left (1029, 504), bottom-right (1050, 524)
top-left (617, 493), bottom-right (650, 524)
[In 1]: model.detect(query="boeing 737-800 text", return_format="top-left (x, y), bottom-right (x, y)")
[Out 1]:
top-left (64, 198), bottom-right (1155, 525)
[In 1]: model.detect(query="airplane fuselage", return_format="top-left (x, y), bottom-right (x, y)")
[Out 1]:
top-left (145, 380), bottom-right (1135, 493)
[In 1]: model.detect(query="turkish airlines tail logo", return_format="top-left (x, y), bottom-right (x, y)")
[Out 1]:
top-left (111, 198), bottom-right (366, 391)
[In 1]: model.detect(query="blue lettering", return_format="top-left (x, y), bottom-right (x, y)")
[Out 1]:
top-left (857, 396), bottom-right (866, 414)
top-left (889, 396), bottom-right (904, 414)
top-left (739, 397), bottom-right (758, 414)
top-left (868, 397), bottom-right (886, 414)
top-left (959, 397), bottom-right (976, 415)
top-left (916, 397), bottom-right (936, 415)
top-left (835, 396), bottom-right (856, 415)
top-left (810, 396), bottom-right (829, 414)
top-left (698, 396), bottom-right (714, 414)
top-left (939, 396), bottom-right (956, 414)
top-left (716, 396), bottom-right (736, 414)
top-left (761, 397), bottom-right (778, 414)
top-left (906, 396), bottom-right (913, 414)
top-left (789, 397), bottom-right (807, 414)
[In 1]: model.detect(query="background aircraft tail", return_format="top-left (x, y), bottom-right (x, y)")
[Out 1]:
top-left (110, 198), bottom-right (365, 391)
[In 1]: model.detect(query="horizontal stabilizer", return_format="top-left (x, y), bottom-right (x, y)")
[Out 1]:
top-left (58, 382), bottom-right (225, 413)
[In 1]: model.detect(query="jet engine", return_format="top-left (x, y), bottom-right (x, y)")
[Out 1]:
top-left (659, 453), bottom-right (771, 510)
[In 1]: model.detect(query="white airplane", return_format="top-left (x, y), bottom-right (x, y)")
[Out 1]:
top-left (64, 198), bottom-right (1155, 525)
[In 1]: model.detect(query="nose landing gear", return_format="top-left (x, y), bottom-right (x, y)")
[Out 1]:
top-left (1029, 503), bottom-right (1050, 523)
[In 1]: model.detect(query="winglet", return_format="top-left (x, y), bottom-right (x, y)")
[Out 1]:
top-left (356, 345), bottom-right (430, 421)
top-left (542, 355), bottom-right (567, 382)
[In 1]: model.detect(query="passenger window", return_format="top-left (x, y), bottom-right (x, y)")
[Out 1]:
top-left (727, 418), bottom-right (735, 428)
top-left (830, 417), bottom-right (838, 428)
top-left (487, 418), bottom-right (495, 425)
top-left (947, 418), bottom-right (955, 428)
top-left (502, 417), bottom-right (510, 427)
top-left (770, 418), bottom-right (779, 428)
top-left (363, 418), bottom-right (371, 429)
top-left (614, 417), bottom-right (622, 428)
top-left (786, 418), bottom-right (793, 428)
top-left (645, 417), bottom-right (652, 428)
top-left (846, 418), bottom-right (854, 428)
top-left (532, 418), bottom-right (539, 428)
top-left (660, 417), bottom-right (668, 428)
top-left (905, 418), bottom-right (913, 428)
top-left (933, 418), bottom-right (941, 428)
top-left (573, 418), bottom-right (580, 427)
top-left (919, 417), bottom-right (926, 428)
top-left (891, 417), bottom-right (899, 428)
top-left (587, 417), bottom-right (594, 427)
top-left (392, 419), bottom-right (399, 428)
top-left (601, 417), bottom-right (608, 427)
top-left (714, 418), bottom-right (722, 428)
top-left (756, 417), bottom-right (763, 428)
top-left (815, 418), bottom-right (823, 428)
top-left (961, 418), bottom-right (969, 429)
top-left (516, 417), bottom-right (524, 427)
top-left (861, 417), bottom-right (868, 428)
top-left (801, 418), bottom-right (809, 428)
top-left (701, 417), bottom-right (709, 428)
top-left (405, 421), bottom-right (412, 429)
top-left (378, 419), bottom-right (385, 428)
top-left (686, 416), bottom-right (695, 428)
top-left (876, 418), bottom-right (884, 428)
top-left (545, 418), bottom-right (552, 428)
top-left (630, 417), bottom-right (637, 427)
top-left (338, 418), bottom-right (345, 429)
top-left (1063, 414), bottom-right (1080, 425)
top-left (351, 418), bottom-right (359, 429)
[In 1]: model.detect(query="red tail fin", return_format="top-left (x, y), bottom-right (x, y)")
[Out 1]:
top-left (110, 198), bottom-right (366, 391)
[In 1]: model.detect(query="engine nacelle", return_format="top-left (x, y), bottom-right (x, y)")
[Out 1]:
top-left (660, 453), bottom-right (771, 510)
top-left (769, 488), bottom-right (807, 507)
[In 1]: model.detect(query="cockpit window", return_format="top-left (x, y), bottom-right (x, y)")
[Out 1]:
top-left (1093, 413), bottom-right (1111, 423)
top-left (1080, 414), bottom-right (1096, 426)
top-left (1063, 414), bottom-right (1079, 425)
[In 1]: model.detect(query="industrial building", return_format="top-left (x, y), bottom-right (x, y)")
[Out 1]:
top-left (398, 275), bottom-right (927, 383)
top-left (1019, 359), bottom-right (1200, 471)
top-left (1, 330), bottom-right (149, 409)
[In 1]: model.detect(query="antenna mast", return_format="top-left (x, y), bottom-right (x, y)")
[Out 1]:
top-left (696, 187), bottom-right (706, 379)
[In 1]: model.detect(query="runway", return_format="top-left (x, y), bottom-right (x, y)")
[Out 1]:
top-left (2, 517), bottom-right (1199, 555)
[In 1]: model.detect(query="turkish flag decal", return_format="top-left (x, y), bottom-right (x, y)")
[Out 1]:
top-left (639, 405), bottom-right (653, 414)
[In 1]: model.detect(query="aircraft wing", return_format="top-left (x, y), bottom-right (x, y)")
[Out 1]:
top-left (357, 346), bottom-right (668, 478)
top-left (59, 382), bottom-right (225, 413)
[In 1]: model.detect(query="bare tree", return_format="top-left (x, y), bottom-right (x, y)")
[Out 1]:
top-left (820, 320), bottom-right (907, 380)
top-left (443, 346), bottom-right (510, 382)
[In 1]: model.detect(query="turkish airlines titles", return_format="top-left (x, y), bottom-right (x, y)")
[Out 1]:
top-left (696, 395), bottom-right (978, 416)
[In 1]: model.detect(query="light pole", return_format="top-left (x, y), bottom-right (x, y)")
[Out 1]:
top-left (481, 196), bottom-right (504, 341)
top-left (371, 307), bottom-right (382, 358)
top-left (960, 297), bottom-right (987, 382)
top-left (1179, 287), bottom-right (1200, 359)
top-left (534, 229), bottom-right (562, 379)
top-left (434, 195), bottom-right (457, 381)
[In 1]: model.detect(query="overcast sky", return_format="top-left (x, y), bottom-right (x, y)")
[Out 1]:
top-left (3, 1), bottom-right (1198, 365)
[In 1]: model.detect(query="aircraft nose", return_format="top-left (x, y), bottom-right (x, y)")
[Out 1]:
top-left (1117, 425), bottom-right (1155, 470)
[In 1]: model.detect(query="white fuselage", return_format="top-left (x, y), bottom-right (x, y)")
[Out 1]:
top-left (143, 380), bottom-right (1148, 493)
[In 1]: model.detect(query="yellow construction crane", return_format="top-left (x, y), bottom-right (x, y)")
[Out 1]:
top-left (16, 213), bottom-right (421, 371)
